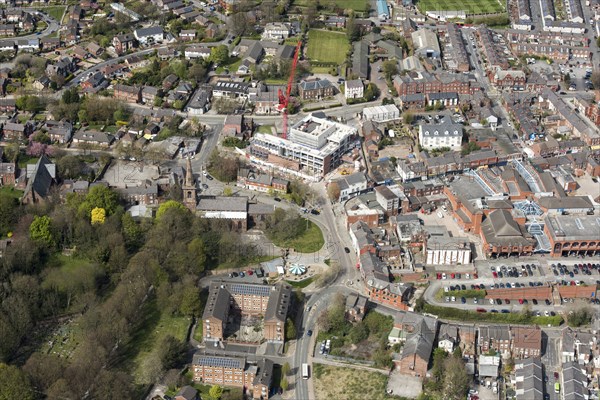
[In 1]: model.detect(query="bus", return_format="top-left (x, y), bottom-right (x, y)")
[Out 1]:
top-left (302, 363), bottom-right (310, 380)
top-left (555, 382), bottom-right (560, 393)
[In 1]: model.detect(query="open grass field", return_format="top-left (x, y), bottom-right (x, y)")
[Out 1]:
top-left (293, 0), bottom-right (369, 11)
top-left (270, 220), bottom-right (324, 253)
top-left (37, 6), bottom-right (66, 22)
top-left (417, 0), bottom-right (504, 14)
top-left (307, 30), bottom-right (349, 65)
top-left (313, 364), bottom-right (395, 400)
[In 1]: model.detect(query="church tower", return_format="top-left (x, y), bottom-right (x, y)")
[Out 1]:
top-left (182, 157), bottom-right (197, 211)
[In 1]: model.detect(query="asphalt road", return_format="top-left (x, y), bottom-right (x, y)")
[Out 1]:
top-left (22, 8), bottom-right (60, 40)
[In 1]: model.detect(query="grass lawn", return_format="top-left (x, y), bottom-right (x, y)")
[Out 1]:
top-left (285, 276), bottom-right (315, 289)
top-left (256, 124), bottom-right (275, 134)
top-left (293, 0), bottom-right (369, 11)
top-left (270, 220), bottom-right (324, 253)
top-left (416, 0), bottom-right (504, 13)
top-left (124, 301), bottom-right (192, 385)
top-left (216, 57), bottom-right (241, 74)
top-left (313, 364), bottom-right (394, 400)
top-left (37, 6), bottom-right (66, 22)
top-left (17, 154), bottom-right (39, 168)
top-left (311, 66), bottom-right (333, 74)
top-left (307, 30), bottom-right (349, 65)
top-left (264, 78), bottom-right (288, 85)
top-left (0, 186), bottom-right (23, 200)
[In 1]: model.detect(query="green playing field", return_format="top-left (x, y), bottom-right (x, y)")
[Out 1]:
top-left (306, 29), bottom-right (349, 64)
top-left (417, 0), bottom-right (505, 14)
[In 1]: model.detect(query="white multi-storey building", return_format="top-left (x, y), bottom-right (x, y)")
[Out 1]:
top-left (261, 22), bottom-right (292, 41)
top-left (249, 115), bottom-right (356, 176)
top-left (418, 120), bottom-right (463, 150)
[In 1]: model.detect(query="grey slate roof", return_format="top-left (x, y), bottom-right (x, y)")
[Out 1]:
top-left (23, 155), bottom-right (54, 201)
top-left (176, 386), bottom-right (198, 400)
top-left (516, 357), bottom-right (544, 400)
top-left (299, 79), bottom-right (333, 91)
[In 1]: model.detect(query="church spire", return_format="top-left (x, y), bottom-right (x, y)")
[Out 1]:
top-left (185, 156), bottom-right (194, 187)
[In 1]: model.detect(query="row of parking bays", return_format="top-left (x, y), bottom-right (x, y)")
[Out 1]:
top-left (490, 264), bottom-right (540, 279)
top-left (550, 262), bottom-right (600, 278)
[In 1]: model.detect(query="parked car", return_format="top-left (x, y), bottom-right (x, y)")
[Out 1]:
top-left (344, 247), bottom-right (350, 254)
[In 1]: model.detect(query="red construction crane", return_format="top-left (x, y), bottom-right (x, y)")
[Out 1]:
top-left (278, 40), bottom-right (302, 139)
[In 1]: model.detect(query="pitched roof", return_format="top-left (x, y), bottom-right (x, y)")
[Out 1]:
top-left (23, 155), bottom-right (54, 201)
top-left (299, 79), bottom-right (332, 91)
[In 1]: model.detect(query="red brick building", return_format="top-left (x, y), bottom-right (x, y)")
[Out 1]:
top-left (192, 354), bottom-right (273, 399)
top-left (113, 84), bottom-right (141, 103)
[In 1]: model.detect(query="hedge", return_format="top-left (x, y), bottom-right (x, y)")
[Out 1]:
top-left (445, 289), bottom-right (487, 299)
top-left (424, 304), bottom-right (563, 326)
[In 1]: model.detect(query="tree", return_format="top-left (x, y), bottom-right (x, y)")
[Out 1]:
top-left (280, 376), bottom-right (289, 391)
top-left (228, 12), bottom-right (251, 36)
top-left (382, 60), bottom-right (399, 80)
top-left (223, 186), bottom-right (233, 196)
top-left (209, 45), bottom-right (229, 65)
top-left (62, 87), bottom-right (80, 104)
top-left (157, 200), bottom-right (187, 220)
top-left (3, 143), bottom-right (19, 163)
top-left (591, 71), bottom-right (600, 89)
top-left (285, 317), bottom-right (296, 340)
top-left (282, 362), bottom-right (291, 376)
top-left (157, 335), bottom-right (187, 370)
top-left (0, 363), bottom-right (35, 400)
top-left (29, 215), bottom-right (55, 247)
top-left (326, 182), bottom-right (341, 202)
top-left (564, 73), bottom-right (571, 84)
top-left (0, 193), bottom-right (18, 237)
top-left (209, 385), bottom-right (223, 400)
top-left (78, 185), bottom-right (120, 218)
top-left (91, 207), bottom-right (106, 225)
top-left (364, 83), bottom-right (380, 101)
top-left (57, 155), bottom-right (85, 179)
top-left (346, 13), bottom-right (360, 42)
top-left (403, 112), bottom-right (414, 125)
top-left (431, 348), bottom-right (448, 386)
top-left (442, 355), bottom-right (470, 400)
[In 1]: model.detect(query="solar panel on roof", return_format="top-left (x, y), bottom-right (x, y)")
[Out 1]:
top-left (230, 283), bottom-right (271, 296)
top-left (575, 218), bottom-right (584, 230)
top-left (199, 356), bottom-right (241, 369)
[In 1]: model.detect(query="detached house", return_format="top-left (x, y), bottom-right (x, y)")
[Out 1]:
top-left (298, 79), bottom-right (335, 100)
top-left (113, 33), bottom-right (136, 55)
top-left (46, 57), bottom-right (77, 78)
top-left (133, 26), bottom-right (164, 45)
top-left (2, 121), bottom-right (33, 140)
top-left (345, 79), bottom-right (364, 99)
top-left (72, 130), bottom-right (114, 147)
top-left (113, 84), bottom-right (141, 103)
